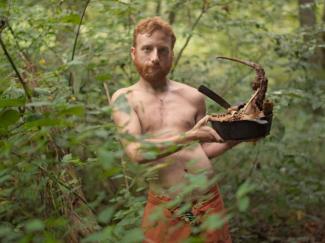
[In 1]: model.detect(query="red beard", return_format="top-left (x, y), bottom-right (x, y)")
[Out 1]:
top-left (133, 59), bottom-right (171, 83)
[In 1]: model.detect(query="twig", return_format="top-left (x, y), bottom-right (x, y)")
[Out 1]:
top-left (68, 0), bottom-right (91, 91)
top-left (122, 160), bottom-right (130, 192)
top-left (38, 165), bottom-right (96, 214)
top-left (0, 35), bottom-right (32, 102)
top-left (168, 0), bottom-right (188, 25)
top-left (219, 53), bottom-right (264, 95)
top-left (103, 82), bottom-right (111, 104)
top-left (171, 1), bottom-right (207, 75)
top-left (155, 0), bottom-right (162, 15)
top-left (7, 22), bottom-right (30, 62)
top-left (103, 82), bottom-right (130, 191)
top-left (11, 151), bottom-right (93, 212)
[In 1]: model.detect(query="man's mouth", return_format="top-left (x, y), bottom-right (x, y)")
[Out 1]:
top-left (145, 65), bottom-right (161, 73)
top-left (146, 64), bottom-right (160, 70)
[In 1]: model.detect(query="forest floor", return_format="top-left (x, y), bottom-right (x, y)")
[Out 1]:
top-left (232, 211), bottom-right (325, 243)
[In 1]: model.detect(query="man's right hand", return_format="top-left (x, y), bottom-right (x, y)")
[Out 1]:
top-left (187, 115), bottom-right (224, 143)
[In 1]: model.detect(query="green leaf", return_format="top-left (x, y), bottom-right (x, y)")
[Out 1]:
top-left (23, 118), bottom-right (68, 128)
top-left (236, 181), bottom-right (255, 199)
top-left (200, 214), bottom-right (224, 231)
top-left (59, 105), bottom-right (85, 116)
top-left (96, 73), bottom-right (112, 82)
top-left (103, 168), bottom-right (121, 177)
top-left (26, 101), bottom-right (54, 107)
top-left (25, 219), bottom-right (44, 232)
top-left (60, 13), bottom-right (81, 25)
top-left (62, 153), bottom-right (73, 163)
top-left (184, 236), bottom-right (205, 243)
top-left (0, 79), bottom-right (10, 93)
top-left (188, 173), bottom-right (208, 189)
top-left (98, 150), bottom-right (115, 169)
top-left (0, 1), bottom-right (8, 16)
top-left (33, 87), bottom-right (51, 96)
top-left (0, 97), bottom-right (26, 108)
top-left (238, 196), bottom-right (250, 212)
top-left (82, 226), bottom-right (114, 242)
top-left (0, 1), bottom-right (7, 8)
top-left (119, 228), bottom-right (143, 243)
top-left (0, 109), bottom-right (20, 128)
top-left (66, 58), bottom-right (84, 67)
top-left (98, 207), bottom-right (115, 224)
top-left (45, 217), bottom-right (67, 228)
top-left (142, 151), bottom-right (157, 160)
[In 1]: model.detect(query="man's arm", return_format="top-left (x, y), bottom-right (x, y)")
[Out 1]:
top-left (196, 93), bottom-right (240, 159)
top-left (111, 89), bottom-right (218, 164)
top-left (201, 141), bottom-right (239, 159)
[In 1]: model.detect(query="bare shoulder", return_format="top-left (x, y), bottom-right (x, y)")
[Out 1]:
top-left (171, 80), bottom-right (205, 105)
top-left (111, 85), bottom-right (137, 104)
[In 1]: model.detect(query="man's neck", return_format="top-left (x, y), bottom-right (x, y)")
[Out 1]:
top-left (138, 77), bottom-right (170, 93)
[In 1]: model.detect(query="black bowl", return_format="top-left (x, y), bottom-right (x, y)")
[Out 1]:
top-left (211, 114), bottom-right (273, 140)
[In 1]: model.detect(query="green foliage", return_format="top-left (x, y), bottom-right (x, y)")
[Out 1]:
top-left (0, 0), bottom-right (324, 242)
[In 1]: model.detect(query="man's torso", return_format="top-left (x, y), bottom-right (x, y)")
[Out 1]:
top-left (123, 81), bottom-right (216, 199)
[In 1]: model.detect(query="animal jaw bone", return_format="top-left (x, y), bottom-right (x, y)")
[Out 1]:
top-left (211, 56), bottom-right (273, 122)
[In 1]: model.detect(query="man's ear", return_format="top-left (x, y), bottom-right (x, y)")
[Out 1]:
top-left (131, 47), bottom-right (135, 61)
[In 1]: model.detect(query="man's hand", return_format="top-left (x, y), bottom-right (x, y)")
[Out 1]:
top-left (187, 115), bottom-right (224, 143)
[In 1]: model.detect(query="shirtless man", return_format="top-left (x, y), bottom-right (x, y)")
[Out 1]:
top-left (111, 17), bottom-right (238, 243)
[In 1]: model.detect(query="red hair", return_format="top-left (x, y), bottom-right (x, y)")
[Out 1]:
top-left (133, 16), bottom-right (176, 49)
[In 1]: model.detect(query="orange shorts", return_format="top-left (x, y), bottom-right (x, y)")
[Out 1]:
top-left (141, 186), bottom-right (232, 243)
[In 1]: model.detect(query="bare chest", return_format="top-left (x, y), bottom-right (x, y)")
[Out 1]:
top-left (133, 95), bottom-right (197, 135)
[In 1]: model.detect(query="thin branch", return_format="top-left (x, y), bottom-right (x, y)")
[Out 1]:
top-left (155, 0), bottom-right (162, 16)
top-left (168, 0), bottom-right (188, 25)
top-left (103, 82), bottom-right (130, 191)
top-left (38, 165), bottom-right (96, 214)
top-left (171, 1), bottom-right (207, 75)
top-left (71, 0), bottom-right (91, 62)
top-left (321, 0), bottom-right (325, 68)
top-left (103, 82), bottom-right (111, 104)
top-left (69, 0), bottom-right (91, 91)
top-left (122, 160), bottom-right (130, 191)
top-left (7, 22), bottom-right (30, 62)
top-left (0, 36), bottom-right (32, 102)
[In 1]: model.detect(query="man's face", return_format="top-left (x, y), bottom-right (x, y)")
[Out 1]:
top-left (131, 30), bottom-right (173, 83)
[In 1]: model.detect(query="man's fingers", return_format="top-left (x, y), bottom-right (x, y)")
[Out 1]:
top-left (194, 115), bottom-right (210, 128)
top-left (206, 126), bottom-right (224, 143)
top-left (200, 115), bottom-right (210, 124)
top-left (213, 132), bottom-right (224, 143)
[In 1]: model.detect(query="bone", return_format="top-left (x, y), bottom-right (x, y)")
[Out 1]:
top-left (211, 56), bottom-right (272, 122)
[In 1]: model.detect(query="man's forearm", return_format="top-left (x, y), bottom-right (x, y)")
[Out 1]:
top-left (125, 131), bottom-right (196, 163)
top-left (201, 141), bottom-right (240, 159)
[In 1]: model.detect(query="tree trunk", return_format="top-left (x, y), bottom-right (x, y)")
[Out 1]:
top-left (321, 0), bottom-right (325, 68)
top-left (298, 0), bottom-right (316, 27)
top-left (298, 0), bottom-right (321, 65)
top-left (155, 0), bottom-right (161, 16)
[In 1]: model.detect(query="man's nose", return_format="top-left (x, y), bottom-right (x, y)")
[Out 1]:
top-left (150, 49), bottom-right (159, 64)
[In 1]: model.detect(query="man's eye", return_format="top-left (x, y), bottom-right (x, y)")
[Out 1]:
top-left (143, 47), bottom-right (151, 52)
top-left (159, 48), bottom-right (169, 54)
